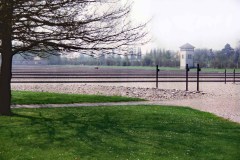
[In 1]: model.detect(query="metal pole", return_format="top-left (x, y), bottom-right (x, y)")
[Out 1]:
top-left (156, 65), bottom-right (160, 88)
top-left (225, 69), bottom-right (227, 84)
top-left (186, 64), bottom-right (189, 91)
top-left (197, 64), bottom-right (201, 92)
top-left (233, 69), bottom-right (235, 84)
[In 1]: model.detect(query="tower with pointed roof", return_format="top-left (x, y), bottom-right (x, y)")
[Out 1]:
top-left (180, 43), bottom-right (195, 69)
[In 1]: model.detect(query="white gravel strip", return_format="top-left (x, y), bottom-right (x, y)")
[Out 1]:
top-left (11, 83), bottom-right (206, 101)
top-left (11, 82), bottom-right (240, 123)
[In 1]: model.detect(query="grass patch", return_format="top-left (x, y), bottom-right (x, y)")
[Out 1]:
top-left (0, 106), bottom-right (239, 159)
top-left (100, 65), bottom-right (181, 71)
top-left (20, 65), bottom-right (240, 72)
top-left (98, 65), bottom-right (240, 72)
top-left (191, 68), bottom-right (240, 73)
top-left (11, 90), bottom-right (144, 105)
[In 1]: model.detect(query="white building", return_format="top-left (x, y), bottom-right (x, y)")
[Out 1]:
top-left (180, 43), bottom-right (195, 69)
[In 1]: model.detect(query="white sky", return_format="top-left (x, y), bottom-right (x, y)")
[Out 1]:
top-left (130, 0), bottom-right (240, 51)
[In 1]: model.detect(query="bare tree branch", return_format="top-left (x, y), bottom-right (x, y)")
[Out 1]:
top-left (0, 0), bottom-right (149, 57)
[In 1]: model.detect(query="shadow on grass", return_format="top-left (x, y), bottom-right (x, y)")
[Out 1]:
top-left (2, 106), bottom-right (239, 159)
top-left (11, 109), bottom-right (143, 158)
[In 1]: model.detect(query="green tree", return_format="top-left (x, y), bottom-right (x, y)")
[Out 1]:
top-left (142, 49), bottom-right (178, 67)
top-left (194, 49), bottom-right (211, 67)
top-left (142, 53), bottom-right (153, 66)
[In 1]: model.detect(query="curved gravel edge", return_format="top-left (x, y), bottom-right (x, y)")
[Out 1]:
top-left (11, 83), bottom-right (240, 123)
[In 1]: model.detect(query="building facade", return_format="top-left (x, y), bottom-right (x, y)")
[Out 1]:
top-left (180, 43), bottom-right (195, 69)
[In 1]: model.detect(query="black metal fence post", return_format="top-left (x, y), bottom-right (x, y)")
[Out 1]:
top-left (156, 65), bottom-right (160, 88)
top-left (233, 69), bottom-right (236, 84)
top-left (186, 64), bottom-right (190, 91)
top-left (225, 69), bottom-right (227, 84)
top-left (197, 64), bottom-right (201, 92)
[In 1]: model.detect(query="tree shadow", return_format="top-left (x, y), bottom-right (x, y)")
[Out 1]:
top-left (11, 110), bottom-right (147, 158)
top-left (9, 107), bottom-right (236, 159)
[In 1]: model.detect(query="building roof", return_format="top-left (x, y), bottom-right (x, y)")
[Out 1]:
top-left (180, 43), bottom-right (195, 49)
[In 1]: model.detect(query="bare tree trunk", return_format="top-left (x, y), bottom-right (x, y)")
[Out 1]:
top-left (0, 54), bottom-right (13, 116)
top-left (0, 26), bottom-right (13, 115)
top-left (0, 1), bottom-right (13, 115)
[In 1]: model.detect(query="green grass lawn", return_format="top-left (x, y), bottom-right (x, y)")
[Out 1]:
top-left (191, 68), bottom-right (240, 73)
top-left (98, 65), bottom-right (240, 73)
top-left (0, 106), bottom-right (239, 160)
top-left (20, 64), bottom-right (240, 73)
top-left (11, 91), bottom-right (144, 105)
top-left (100, 65), bottom-right (181, 71)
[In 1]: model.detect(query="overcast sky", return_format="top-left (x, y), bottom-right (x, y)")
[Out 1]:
top-left (130, 0), bottom-right (240, 51)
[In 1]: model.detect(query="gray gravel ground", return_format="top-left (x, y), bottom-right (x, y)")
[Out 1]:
top-left (11, 82), bottom-right (240, 123)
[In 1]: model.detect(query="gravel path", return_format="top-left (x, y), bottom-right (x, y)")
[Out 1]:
top-left (11, 82), bottom-right (240, 123)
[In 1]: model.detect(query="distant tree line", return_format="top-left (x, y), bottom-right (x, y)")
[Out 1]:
top-left (8, 49), bottom-right (177, 67)
top-left (12, 43), bottom-right (240, 69)
top-left (42, 48), bottom-right (179, 67)
top-left (194, 44), bottom-right (240, 69)
top-left (142, 49), bottom-right (179, 67)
